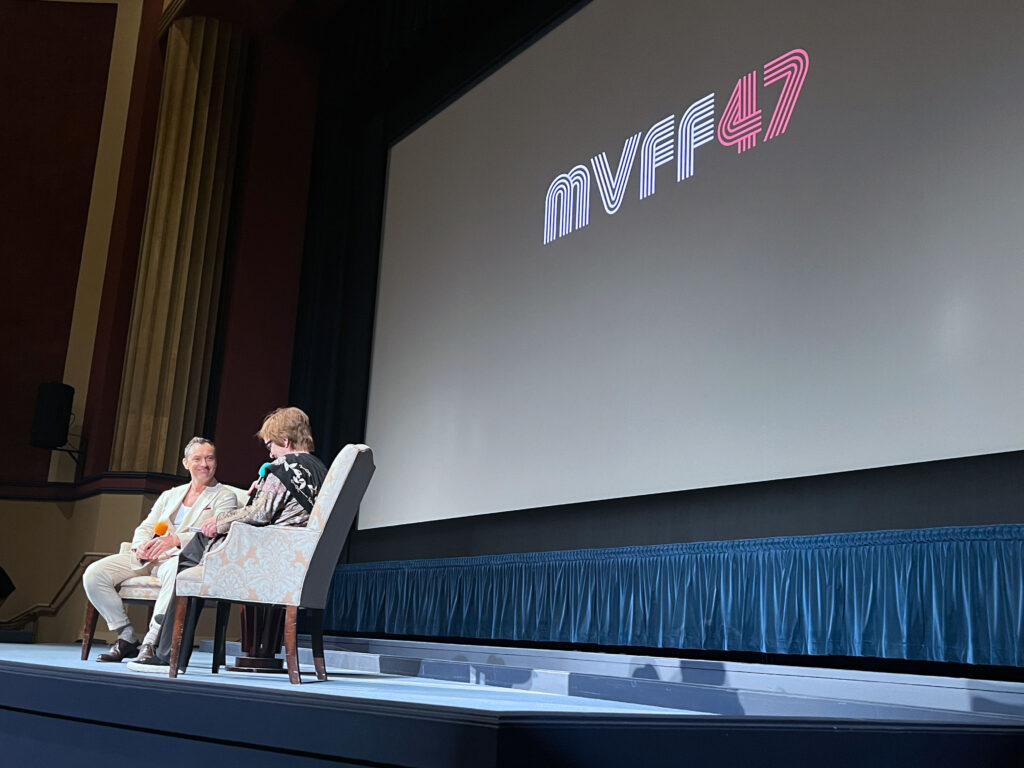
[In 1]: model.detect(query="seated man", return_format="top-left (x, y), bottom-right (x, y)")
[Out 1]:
top-left (129, 407), bottom-right (328, 672)
top-left (82, 437), bottom-right (238, 662)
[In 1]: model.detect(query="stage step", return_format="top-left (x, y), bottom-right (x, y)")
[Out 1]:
top-left (0, 630), bottom-right (33, 643)
top-left (198, 635), bottom-right (1024, 723)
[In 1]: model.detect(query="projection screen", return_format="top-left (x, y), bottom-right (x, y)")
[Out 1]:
top-left (361, 0), bottom-right (1024, 529)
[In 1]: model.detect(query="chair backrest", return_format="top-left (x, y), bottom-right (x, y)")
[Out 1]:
top-left (224, 484), bottom-right (249, 508)
top-left (300, 444), bottom-right (375, 608)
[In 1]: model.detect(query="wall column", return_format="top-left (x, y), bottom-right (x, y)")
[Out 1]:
top-left (112, 17), bottom-right (246, 473)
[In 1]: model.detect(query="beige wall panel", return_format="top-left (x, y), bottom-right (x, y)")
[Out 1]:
top-left (1, 494), bottom-right (146, 643)
top-left (1, 492), bottom-right (239, 645)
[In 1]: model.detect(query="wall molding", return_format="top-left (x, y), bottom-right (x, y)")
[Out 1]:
top-left (0, 472), bottom-right (183, 502)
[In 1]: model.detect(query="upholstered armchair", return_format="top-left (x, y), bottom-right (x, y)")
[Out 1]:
top-left (169, 444), bottom-right (375, 684)
top-left (80, 543), bottom-right (158, 660)
top-left (80, 486), bottom-right (248, 660)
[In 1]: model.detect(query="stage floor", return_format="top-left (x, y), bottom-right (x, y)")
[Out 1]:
top-left (3, 641), bottom-right (1024, 766)
top-left (0, 642), bottom-right (695, 715)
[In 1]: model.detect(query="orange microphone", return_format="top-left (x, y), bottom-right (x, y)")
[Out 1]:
top-left (139, 520), bottom-right (170, 564)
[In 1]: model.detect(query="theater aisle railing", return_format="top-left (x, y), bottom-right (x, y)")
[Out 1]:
top-left (0, 552), bottom-right (107, 636)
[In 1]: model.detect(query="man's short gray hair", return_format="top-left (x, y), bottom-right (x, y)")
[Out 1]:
top-left (183, 436), bottom-right (215, 459)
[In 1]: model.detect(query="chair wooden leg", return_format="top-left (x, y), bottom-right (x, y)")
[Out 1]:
top-left (284, 605), bottom-right (301, 684)
top-left (310, 608), bottom-right (327, 681)
top-left (169, 596), bottom-right (187, 679)
top-left (212, 601), bottom-right (230, 673)
top-left (81, 602), bottom-right (99, 661)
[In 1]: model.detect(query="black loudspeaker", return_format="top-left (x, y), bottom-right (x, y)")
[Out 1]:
top-left (30, 382), bottom-right (74, 450)
top-left (0, 565), bottom-right (13, 600)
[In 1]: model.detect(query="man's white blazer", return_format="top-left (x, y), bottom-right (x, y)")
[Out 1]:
top-left (129, 482), bottom-right (240, 568)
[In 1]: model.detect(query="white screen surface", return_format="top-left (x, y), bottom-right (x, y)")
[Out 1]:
top-left (362, 0), bottom-right (1024, 529)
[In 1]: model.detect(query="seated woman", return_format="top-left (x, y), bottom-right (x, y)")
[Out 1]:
top-left (128, 407), bottom-right (328, 673)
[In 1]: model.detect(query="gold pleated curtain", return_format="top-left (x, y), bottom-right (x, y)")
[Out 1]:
top-left (111, 18), bottom-right (247, 474)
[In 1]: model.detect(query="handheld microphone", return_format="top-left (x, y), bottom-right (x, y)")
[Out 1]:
top-left (246, 463), bottom-right (274, 505)
top-left (139, 521), bottom-right (170, 563)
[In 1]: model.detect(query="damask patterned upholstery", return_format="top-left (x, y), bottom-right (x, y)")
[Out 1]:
top-left (176, 444), bottom-right (374, 607)
top-left (115, 577), bottom-right (162, 600)
top-left (113, 542), bottom-right (161, 600)
top-left (176, 525), bottom-right (320, 604)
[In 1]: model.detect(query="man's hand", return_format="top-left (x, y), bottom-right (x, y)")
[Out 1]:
top-left (136, 534), bottom-right (180, 561)
top-left (201, 517), bottom-right (219, 538)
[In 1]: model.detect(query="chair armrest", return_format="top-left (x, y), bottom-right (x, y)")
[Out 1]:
top-left (199, 524), bottom-right (320, 606)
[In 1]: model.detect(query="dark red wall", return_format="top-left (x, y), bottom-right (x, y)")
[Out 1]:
top-left (0, 0), bottom-right (116, 483)
top-left (209, 16), bottom-right (321, 486)
top-left (0, 1), bottom-right (321, 488)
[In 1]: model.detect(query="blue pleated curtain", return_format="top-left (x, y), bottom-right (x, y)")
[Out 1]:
top-left (327, 525), bottom-right (1024, 666)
